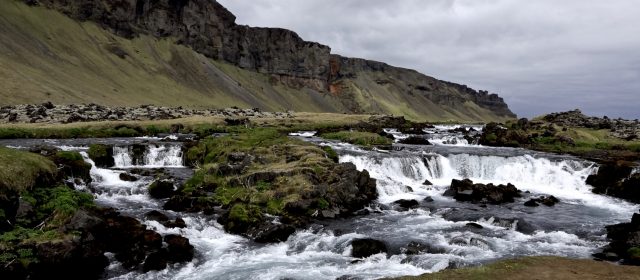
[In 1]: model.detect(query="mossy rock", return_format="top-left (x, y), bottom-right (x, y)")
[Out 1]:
top-left (219, 203), bottom-right (264, 235)
top-left (148, 180), bottom-right (175, 199)
top-left (322, 146), bottom-right (339, 163)
top-left (53, 151), bottom-right (92, 183)
top-left (87, 144), bottom-right (114, 168)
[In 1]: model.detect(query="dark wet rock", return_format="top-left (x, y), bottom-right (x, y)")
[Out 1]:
top-left (336, 275), bottom-right (363, 280)
top-left (351, 238), bottom-right (388, 258)
top-left (597, 213), bottom-right (640, 265)
top-left (398, 136), bottom-right (431, 145)
top-left (422, 179), bottom-right (433, 186)
top-left (252, 224), bottom-right (296, 243)
top-left (587, 162), bottom-right (640, 203)
top-left (119, 173), bottom-right (138, 182)
top-left (87, 144), bottom-right (114, 168)
top-left (403, 241), bottom-right (446, 255)
top-left (524, 199), bottom-right (539, 207)
top-left (423, 196), bottom-right (435, 202)
top-left (143, 249), bottom-right (168, 272)
top-left (393, 199), bottom-right (419, 210)
top-left (444, 179), bottom-right (521, 204)
top-left (148, 180), bottom-right (175, 199)
top-left (466, 222), bottom-right (484, 229)
top-left (524, 196), bottom-right (559, 207)
top-left (164, 218), bottom-right (187, 229)
top-left (164, 234), bottom-right (194, 263)
top-left (163, 195), bottom-right (217, 214)
top-left (145, 210), bottom-right (169, 222)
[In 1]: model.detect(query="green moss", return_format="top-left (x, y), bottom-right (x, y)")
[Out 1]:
top-left (55, 151), bottom-right (83, 162)
top-left (628, 247), bottom-right (640, 259)
top-left (87, 144), bottom-right (109, 160)
top-left (316, 198), bottom-right (330, 209)
top-left (266, 199), bottom-right (284, 215)
top-left (214, 187), bottom-right (251, 206)
top-left (0, 147), bottom-right (57, 192)
top-left (322, 146), bottom-right (339, 163)
top-left (321, 131), bottom-right (392, 147)
top-left (0, 227), bottom-right (62, 245)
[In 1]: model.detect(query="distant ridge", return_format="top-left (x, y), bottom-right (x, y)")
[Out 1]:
top-left (0, 0), bottom-right (516, 122)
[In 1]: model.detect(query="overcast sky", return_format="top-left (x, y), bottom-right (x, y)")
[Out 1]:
top-left (218, 0), bottom-right (640, 119)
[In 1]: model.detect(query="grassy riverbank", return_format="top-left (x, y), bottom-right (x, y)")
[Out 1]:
top-left (0, 112), bottom-right (372, 139)
top-left (392, 256), bottom-right (640, 280)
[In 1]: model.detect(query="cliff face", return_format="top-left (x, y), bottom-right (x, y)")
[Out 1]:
top-left (2, 0), bottom-right (516, 121)
top-left (36, 0), bottom-right (331, 91)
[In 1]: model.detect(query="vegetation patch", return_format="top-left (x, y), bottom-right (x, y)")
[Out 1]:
top-left (0, 147), bottom-right (56, 193)
top-left (320, 130), bottom-right (392, 147)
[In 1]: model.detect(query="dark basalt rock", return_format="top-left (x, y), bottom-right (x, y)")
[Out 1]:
top-left (587, 162), bottom-right (640, 203)
top-left (164, 234), bottom-right (194, 263)
top-left (422, 179), bottom-right (433, 186)
top-left (119, 173), bottom-right (138, 182)
top-left (525, 195), bottom-right (559, 207)
top-left (393, 199), bottom-right (419, 210)
top-left (163, 195), bottom-right (217, 214)
top-left (596, 213), bottom-right (640, 265)
top-left (252, 224), bottom-right (296, 243)
top-left (148, 180), bottom-right (175, 199)
top-left (145, 210), bottom-right (169, 222)
top-left (398, 136), bottom-right (431, 145)
top-left (444, 179), bottom-right (521, 204)
top-left (351, 238), bottom-right (388, 258)
top-left (466, 222), bottom-right (484, 229)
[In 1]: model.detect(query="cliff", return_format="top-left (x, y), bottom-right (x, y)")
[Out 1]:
top-left (0, 0), bottom-right (516, 122)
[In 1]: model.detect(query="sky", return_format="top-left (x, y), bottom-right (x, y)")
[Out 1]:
top-left (217, 0), bottom-right (640, 119)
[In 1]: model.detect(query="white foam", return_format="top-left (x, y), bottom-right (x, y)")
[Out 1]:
top-left (341, 153), bottom-right (637, 214)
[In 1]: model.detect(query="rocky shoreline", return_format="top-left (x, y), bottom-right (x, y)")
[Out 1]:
top-left (0, 103), bottom-right (294, 124)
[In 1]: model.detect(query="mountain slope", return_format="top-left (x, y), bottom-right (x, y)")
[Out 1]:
top-left (0, 0), bottom-right (516, 122)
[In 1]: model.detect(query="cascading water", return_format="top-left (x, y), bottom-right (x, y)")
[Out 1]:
top-left (112, 144), bottom-right (184, 168)
top-left (339, 151), bottom-right (635, 214)
top-left (5, 130), bottom-right (634, 280)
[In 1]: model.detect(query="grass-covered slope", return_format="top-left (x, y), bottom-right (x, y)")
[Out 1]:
top-left (0, 1), bottom-right (345, 112)
top-left (392, 256), bottom-right (640, 280)
top-left (0, 1), bottom-right (514, 122)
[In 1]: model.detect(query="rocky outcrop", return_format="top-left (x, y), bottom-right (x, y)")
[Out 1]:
top-left (586, 162), bottom-right (640, 203)
top-left (596, 213), bottom-right (640, 265)
top-left (32, 0), bottom-right (330, 91)
top-left (444, 179), bottom-right (521, 204)
top-left (544, 109), bottom-right (639, 140)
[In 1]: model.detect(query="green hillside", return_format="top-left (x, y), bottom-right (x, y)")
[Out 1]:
top-left (0, 1), bottom-right (514, 122)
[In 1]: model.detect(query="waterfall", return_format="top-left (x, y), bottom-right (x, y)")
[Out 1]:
top-left (112, 144), bottom-right (184, 168)
top-left (340, 152), bottom-right (634, 212)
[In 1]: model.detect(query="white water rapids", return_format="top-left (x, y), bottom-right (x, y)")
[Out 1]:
top-left (19, 131), bottom-right (635, 280)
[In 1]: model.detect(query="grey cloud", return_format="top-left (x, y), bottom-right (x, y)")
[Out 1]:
top-left (218, 0), bottom-right (640, 119)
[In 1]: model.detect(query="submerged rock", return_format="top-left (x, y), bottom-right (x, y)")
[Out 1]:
top-left (393, 199), bottom-right (419, 210)
top-left (524, 196), bottom-right (559, 207)
top-left (351, 238), bottom-right (388, 258)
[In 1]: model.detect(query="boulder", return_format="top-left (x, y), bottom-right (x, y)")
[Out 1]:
top-left (587, 162), bottom-right (640, 203)
top-left (393, 199), bottom-right (419, 210)
top-left (164, 234), bottom-right (194, 263)
top-left (119, 173), bottom-right (138, 182)
top-left (148, 180), bottom-right (175, 199)
top-left (87, 144), bottom-right (114, 168)
top-left (444, 179), bottom-right (521, 204)
top-left (351, 238), bottom-right (388, 258)
top-left (398, 136), bottom-right (431, 145)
